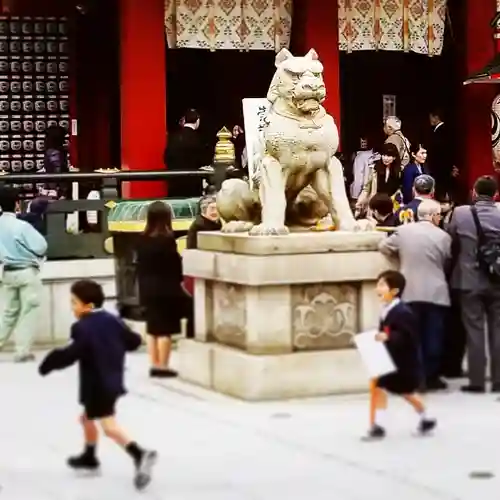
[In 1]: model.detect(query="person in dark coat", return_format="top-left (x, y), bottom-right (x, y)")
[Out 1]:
top-left (136, 201), bottom-right (193, 378)
top-left (355, 143), bottom-right (401, 216)
top-left (38, 279), bottom-right (157, 490)
top-left (41, 125), bottom-right (70, 199)
top-left (365, 270), bottom-right (437, 441)
top-left (186, 194), bottom-right (222, 249)
top-left (164, 109), bottom-right (213, 198)
top-left (428, 109), bottom-right (457, 201)
top-left (17, 196), bottom-right (49, 234)
top-left (368, 193), bottom-right (398, 227)
top-left (185, 194), bottom-right (222, 294)
top-left (401, 143), bottom-right (427, 204)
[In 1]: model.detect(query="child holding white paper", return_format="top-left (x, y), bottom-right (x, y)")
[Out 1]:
top-left (365, 270), bottom-right (436, 441)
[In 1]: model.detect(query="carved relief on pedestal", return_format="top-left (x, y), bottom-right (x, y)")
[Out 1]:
top-left (291, 284), bottom-right (358, 351)
top-left (212, 282), bottom-right (247, 349)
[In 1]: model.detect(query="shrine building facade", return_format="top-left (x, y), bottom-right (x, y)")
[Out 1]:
top-left (0, 0), bottom-right (497, 199)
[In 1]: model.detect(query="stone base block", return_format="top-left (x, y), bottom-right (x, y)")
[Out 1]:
top-left (178, 339), bottom-right (368, 400)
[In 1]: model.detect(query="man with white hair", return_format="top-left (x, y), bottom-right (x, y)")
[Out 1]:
top-left (379, 199), bottom-right (452, 391)
top-left (395, 174), bottom-right (435, 225)
top-left (384, 116), bottom-right (411, 168)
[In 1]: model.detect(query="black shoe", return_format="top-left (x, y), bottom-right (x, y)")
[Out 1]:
top-left (134, 450), bottom-right (158, 490)
top-left (426, 378), bottom-right (448, 391)
top-left (461, 385), bottom-right (486, 394)
top-left (491, 383), bottom-right (500, 393)
top-left (150, 368), bottom-right (178, 379)
top-left (418, 418), bottom-right (437, 435)
top-left (442, 370), bottom-right (464, 379)
top-left (67, 453), bottom-right (100, 473)
top-left (361, 425), bottom-right (386, 441)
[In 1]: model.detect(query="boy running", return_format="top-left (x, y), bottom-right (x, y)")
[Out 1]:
top-left (39, 279), bottom-right (157, 489)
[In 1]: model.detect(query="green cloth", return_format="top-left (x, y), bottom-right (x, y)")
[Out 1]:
top-left (108, 198), bottom-right (200, 223)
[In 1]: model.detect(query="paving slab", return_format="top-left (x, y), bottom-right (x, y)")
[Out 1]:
top-left (0, 352), bottom-right (497, 500)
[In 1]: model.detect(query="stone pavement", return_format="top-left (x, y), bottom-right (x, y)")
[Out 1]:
top-left (0, 352), bottom-right (498, 500)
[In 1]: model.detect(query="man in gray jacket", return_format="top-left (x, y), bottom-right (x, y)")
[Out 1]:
top-left (379, 199), bottom-right (451, 391)
top-left (447, 175), bottom-right (500, 393)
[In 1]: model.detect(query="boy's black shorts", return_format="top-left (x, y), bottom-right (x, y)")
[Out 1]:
top-left (83, 394), bottom-right (118, 420)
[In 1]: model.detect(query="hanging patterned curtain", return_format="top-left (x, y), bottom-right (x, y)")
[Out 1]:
top-left (338, 0), bottom-right (447, 56)
top-left (164, 0), bottom-right (292, 51)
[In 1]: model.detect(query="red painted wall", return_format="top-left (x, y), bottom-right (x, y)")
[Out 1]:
top-left (462, 0), bottom-right (497, 189)
top-left (291, 0), bottom-right (341, 140)
top-left (119, 0), bottom-right (166, 199)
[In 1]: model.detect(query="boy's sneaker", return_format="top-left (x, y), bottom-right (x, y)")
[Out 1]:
top-left (134, 450), bottom-right (158, 490)
top-left (361, 425), bottom-right (386, 441)
top-left (67, 453), bottom-right (100, 474)
top-left (14, 353), bottom-right (35, 363)
top-left (417, 418), bottom-right (437, 436)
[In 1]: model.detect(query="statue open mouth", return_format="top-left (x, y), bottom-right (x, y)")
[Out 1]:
top-left (294, 97), bottom-right (321, 114)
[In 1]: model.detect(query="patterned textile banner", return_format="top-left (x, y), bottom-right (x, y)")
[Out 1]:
top-left (338, 0), bottom-right (448, 56)
top-left (164, 0), bottom-right (292, 51)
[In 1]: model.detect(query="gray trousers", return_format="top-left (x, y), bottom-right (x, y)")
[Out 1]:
top-left (461, 288), bottom-right (500, 386)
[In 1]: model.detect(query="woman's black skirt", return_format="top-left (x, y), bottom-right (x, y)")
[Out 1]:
top-left (143, 294), bottom-right (192, 337)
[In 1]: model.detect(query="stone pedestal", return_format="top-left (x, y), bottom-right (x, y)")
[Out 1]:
top-left (179, 231), bottom-right (395, 400)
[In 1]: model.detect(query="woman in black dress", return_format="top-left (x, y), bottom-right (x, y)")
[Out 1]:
top-left (136, 201), bottom-right (190, 378)
top-left (355, 143), bottom-right (402, 216)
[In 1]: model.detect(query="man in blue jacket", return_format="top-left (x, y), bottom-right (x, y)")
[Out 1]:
top-left (395, 175), bottom-right (435, 225)
top-left (0, 187), bottom-right (47, 361)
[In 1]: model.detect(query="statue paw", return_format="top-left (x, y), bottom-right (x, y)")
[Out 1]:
top-left (353, 218), bottom-right (377, 232)
top-left (338, 218), bottom-right (375, 232)
top-left (249, 224), bottom-right (290, 236)
top-left (221, 220), bottom-right (255, 233)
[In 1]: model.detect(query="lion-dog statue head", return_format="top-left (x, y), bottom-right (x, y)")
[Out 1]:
top-left (267, 48), bottom-right (326, 116)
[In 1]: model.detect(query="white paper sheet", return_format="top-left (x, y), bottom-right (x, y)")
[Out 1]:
top-left (354, 330), bottom-right (396, 378)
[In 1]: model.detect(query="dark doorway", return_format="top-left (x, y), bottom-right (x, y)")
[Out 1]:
top-left (339, 3), bottom-right (463, 157)
top-left (166, 48), bottom-right (275, 148)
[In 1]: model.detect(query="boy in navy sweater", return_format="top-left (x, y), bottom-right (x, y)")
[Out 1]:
top-left (365, 270), bottom-right (437, 441)
top-left (39, 280), bottom-right (157, 490)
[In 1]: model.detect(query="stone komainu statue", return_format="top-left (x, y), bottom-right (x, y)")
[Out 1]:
top-left (217, 48), bottom-right (372, 235)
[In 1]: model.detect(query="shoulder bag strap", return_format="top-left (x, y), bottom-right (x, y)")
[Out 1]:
top-left (470, 206), bottom-right (486, 245)
top-left (395, 131), bottom-right (410, 158)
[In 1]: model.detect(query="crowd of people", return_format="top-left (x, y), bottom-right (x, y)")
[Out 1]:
top-left (377, 175), bottom-right (500, 395)
top-left (343, 108), bottom-right (500, 397)
top-left (2, 102), bottom-right (500, 472)
top-left (349, 110), bottom-right (458, 224)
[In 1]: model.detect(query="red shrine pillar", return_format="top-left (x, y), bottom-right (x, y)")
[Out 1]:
top-left (292, 0), bottom-right (341, 139)
top-left (119, 0), bottom-right (167, 199)
top-left (462, 0), bottom-right (497, 189)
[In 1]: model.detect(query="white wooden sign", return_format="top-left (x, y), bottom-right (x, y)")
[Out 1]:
top-left (242, 97), bottom-right (270, 190)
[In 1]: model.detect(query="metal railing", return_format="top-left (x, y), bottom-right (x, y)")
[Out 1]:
top-left (0, 170), bottom-right (211, 260)
top-left (0, 169), bottom-right (208, 182)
